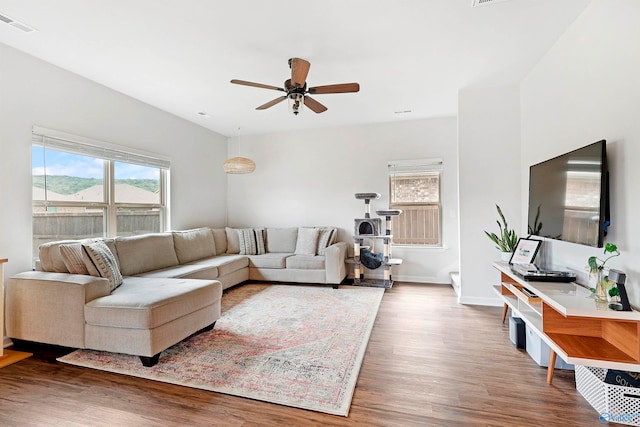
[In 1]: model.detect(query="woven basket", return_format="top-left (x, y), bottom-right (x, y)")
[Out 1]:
top-left (576, 365), bottom-right (640, 426)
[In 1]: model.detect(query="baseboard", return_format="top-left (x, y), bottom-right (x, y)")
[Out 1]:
top-left (3, 336), bottom-right (12, 349)
top-left (458, 295), bottom-right (503, 306)
top-left (350, 273), bottom-right (451, 285)
top-left (392, 274), bottom-right (451, 284)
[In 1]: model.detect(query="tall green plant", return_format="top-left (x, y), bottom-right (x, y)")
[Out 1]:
top-left (484, 204), bottom-right (518, 252)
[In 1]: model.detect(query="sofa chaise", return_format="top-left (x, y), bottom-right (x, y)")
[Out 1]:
top-left (5, 226), bottom-right (347, 366)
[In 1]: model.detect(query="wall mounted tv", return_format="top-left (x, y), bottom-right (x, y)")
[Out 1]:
top-left (528, 140), bottom-right (609, 248)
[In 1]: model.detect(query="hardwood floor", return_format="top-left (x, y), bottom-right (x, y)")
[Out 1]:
top-left (0, 283), bottom-right (605, 426)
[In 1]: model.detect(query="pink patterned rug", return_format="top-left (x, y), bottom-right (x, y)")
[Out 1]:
top-left (58, 284), bottom-right (384, 416)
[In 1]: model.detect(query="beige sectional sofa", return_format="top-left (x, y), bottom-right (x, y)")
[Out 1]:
top-left (5, 226), bottom-right (347, 366)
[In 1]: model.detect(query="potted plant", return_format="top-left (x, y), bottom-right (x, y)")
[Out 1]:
top-left (588, 242), bottom-right (620, 302)
top-left (484, 204), bottom-right (518, 261)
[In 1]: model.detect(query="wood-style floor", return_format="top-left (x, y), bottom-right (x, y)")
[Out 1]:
top-left (0, 283), bottom-right (605, 426)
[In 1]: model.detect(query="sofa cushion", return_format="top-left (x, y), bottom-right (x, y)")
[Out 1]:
top-left (134, 263), bottom-right (219, 280)
top-left (59, 243), bottom-right (90, 275)
top-left (295, 227), bottom-right (320, 256)
top-left (84, 276), bottom-right (221, 330)
top-left (115, 233), bottom-right (179, 276)
top-left (225, 227), bottom-right (240, 254)
top-left (172, 228), bottom-right (216, 264)
top-left (248, 253), bottom-right (292, 269)
top-left (316, 227), bottom-right (337, 255)
top-left (38, 240), bottom-right (81, 273)
top-left (211, 228), bottom-right (227, 255)
top-left (237, 228), bottom-right (266, 255)
top-left (189, 255), bottom-right (249, 277)
top-left (82, 240), bottom-right (123, 292)
top-left (286, 255), bottom-right (326, 270)
top-left (265, 227), bottom-right (298, 253)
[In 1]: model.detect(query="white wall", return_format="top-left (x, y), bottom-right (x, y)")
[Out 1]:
top-left (458, 85), bottom-right (521, 305)
top-left (0, 43), bottom-right (228, 278)
top-left (521, 0), bottom-right (640, 306)
top-left (226, 118), bottom-right (459, 284)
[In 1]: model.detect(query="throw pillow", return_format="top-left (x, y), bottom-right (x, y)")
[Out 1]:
top-left (82, 240), bottom-right (123, 292)
top-left (237, 228), bottom-right (266, 255)
top-left (295, 227), bottom-right (320, 256)
top-left (225, 227), bottom-right (240, 254)
top-left (316, 227), bottom-right (337, 255)
top-left (59, 243), bottom-right (89, 275)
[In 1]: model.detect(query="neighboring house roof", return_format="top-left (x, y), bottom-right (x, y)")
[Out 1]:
top-left (32, 184), bottom-right (158, 204)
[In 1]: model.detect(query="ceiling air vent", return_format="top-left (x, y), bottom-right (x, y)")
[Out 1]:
top-left (472, 0), bottom-right (513, 7)
top-left (0, 11), bottom-right (37, 33)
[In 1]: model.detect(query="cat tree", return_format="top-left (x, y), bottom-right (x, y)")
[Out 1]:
top-left (353, 193), bottom-right (402, 289)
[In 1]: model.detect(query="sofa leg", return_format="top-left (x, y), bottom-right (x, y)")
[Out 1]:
top-left (140, 353), bottom-right (160, 367)
top-left (201, 321), bottom-right (216, 332)
top-left (332, 285), bottom-right (339, 289)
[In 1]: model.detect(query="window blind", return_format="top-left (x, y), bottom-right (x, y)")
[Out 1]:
top-left (32, 126), bottom-right (170, 170)
top-left (387, 158), bottom-right (443, 174)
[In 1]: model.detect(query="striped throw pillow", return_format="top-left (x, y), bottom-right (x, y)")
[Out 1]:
top-left (237, 228), bottom-right (266, 255)
top-left (82, 240), bottom-right (123, 292)
top-left (316, 227), bottom-right (337, 255)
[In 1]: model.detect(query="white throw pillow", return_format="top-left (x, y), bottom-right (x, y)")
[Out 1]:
top-left (295, 227), bottom-right (320, 256)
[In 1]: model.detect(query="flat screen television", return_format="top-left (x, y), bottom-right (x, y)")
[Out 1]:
top-left (528, 140), bottom-right (609, 248)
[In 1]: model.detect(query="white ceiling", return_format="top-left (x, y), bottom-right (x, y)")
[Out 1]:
top-left (0, 0), bottom-right (592, 137)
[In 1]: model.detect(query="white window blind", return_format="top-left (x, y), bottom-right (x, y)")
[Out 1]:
top-left (32, 126), bottom-right (170, 169)
top-left (388, 158), bottom-right (443, 174)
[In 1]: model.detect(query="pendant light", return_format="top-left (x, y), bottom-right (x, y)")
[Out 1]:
top-left (224, 127), bottom-right (255, 174)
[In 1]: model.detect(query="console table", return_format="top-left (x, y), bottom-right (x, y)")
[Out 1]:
top-left (0, 258), bottom-right (6, 359)
top-left (0, 258), bottom-right (32, 368)
top-left (492, 261), bottom-right (640, 384)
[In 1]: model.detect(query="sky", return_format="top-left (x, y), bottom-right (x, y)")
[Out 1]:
top-left (32, 147), bottom-right (159, 180)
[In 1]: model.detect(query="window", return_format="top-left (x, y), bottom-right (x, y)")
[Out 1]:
top-left (388, 159), bottom-right (442, 246)
top-left (32, 127), bottom-right (169, 259)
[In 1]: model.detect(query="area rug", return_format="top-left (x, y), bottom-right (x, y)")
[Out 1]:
top-left (58, 284), bottom-right (384, 416)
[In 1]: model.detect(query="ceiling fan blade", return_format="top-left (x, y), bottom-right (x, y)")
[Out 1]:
top-left (308, 83), bottom-right (360, 95)
top-left (256, 96), bottom-right (287, 110)
top-left (230, 79), bottom-right (284, 92)
top-left (303, 95), bottom-right (328, 113)
top-left (290, 58), bottom-right (310, 88)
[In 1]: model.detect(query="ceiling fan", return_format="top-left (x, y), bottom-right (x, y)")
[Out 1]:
top-left (230, 58), bottom-right (360, 115)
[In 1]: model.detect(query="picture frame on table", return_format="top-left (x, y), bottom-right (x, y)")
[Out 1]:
top-left (509, 238), bottom-right (542, 265)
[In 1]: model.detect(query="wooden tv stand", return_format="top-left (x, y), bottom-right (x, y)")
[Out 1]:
top-left (493, 261), bottom-right (640, 384)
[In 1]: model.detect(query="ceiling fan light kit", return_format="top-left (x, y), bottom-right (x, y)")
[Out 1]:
top-left (223, 157), bottom-right (256, 174)
top-left (231, 58), bottom-right (359, 116)
top-left (288, 93), bottom-right (304, 115)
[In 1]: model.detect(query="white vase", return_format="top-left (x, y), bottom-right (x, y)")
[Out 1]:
top-left (501, 251), bottom-right (513, 262)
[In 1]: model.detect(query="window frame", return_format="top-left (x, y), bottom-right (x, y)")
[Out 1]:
top-left (32, 127), bottom-right (170, 246)
top-left (388, 159), bottom-right (443, 248)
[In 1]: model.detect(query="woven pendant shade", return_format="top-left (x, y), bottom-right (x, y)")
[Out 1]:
top-left (223, 157), bottom-right (256, 174)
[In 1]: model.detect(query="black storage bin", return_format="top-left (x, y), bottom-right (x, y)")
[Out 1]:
top-left (509, 316), bottom-right (526, 349)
